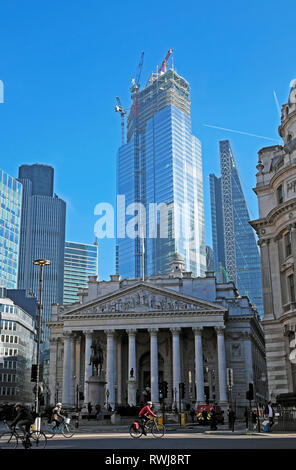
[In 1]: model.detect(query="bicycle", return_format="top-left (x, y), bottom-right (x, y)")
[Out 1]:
top-left (0, 420), bottom-right (47, 449)
top-left (129, 416), bottom-right (165, 438)
top-left (45, 417), bottom-right (75, 439)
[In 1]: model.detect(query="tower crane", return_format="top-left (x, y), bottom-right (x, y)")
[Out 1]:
top-left (158, 48), bottom-right (173, 74)
top-left (115, 96), bottom-right (127, 145)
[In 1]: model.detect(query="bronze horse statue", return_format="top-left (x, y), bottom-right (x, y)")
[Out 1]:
top-left (89, 341), bottom-right (104, 376)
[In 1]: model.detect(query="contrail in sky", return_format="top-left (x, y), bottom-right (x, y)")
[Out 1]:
top-left (203, 124), bottom-right (279, 142)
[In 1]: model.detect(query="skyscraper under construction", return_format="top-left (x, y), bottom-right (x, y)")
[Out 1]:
top-left (116, 53), bottom-right (206, 278)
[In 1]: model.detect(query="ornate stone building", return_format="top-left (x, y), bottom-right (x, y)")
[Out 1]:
top-left (250, 80), bottom-right (296, 401)
top-left (48, 255), bottom-right (267, 417)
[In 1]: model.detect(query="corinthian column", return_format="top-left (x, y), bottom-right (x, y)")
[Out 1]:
top-left (105, 329), bottom-right (115, 410)
top-left (127, 329), bottom-right (137, 406)
top-left (49, 337), bottom-right (58, 404)
top-left (216, 327), bottom-right (228, 403)
top-left (62, 332), bottom-right (72, 405)
top-left (83, 330), bottom-right (93, 404)
top-left (193, 327), bottom-right (204, 404)
top-left (170, 327), bottom-right (181, 409)
top-left (149, 328), bottom-right (159, 408)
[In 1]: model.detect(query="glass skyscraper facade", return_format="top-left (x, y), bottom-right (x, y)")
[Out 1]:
top-left (17, 164), bottom-right (66, 348)
top-left (210, 140), bottom-right (263, 316)
top-left (64, 241), bottom-right (98, 304)
top-left (117, 68), bottom-right (206, 278)
top-left (0, 170), bottom-right (22, 289)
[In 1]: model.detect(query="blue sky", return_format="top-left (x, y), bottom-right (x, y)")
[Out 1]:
top-left (0, 0), bottom-right (295, 279)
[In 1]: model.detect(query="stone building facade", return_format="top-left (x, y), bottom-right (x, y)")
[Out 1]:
top-left (48, 255), bottom-right (267, 417)
top-left (250, 80), bottom-right (296, 401)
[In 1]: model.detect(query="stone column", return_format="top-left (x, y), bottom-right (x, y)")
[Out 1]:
top-left (116, 333), bottom-right (122, 405)
top-left (75, 335), bottom-right (81, 405)
top-left (149, 328), bottom-right (159, 409)
top-left (105, 329), bottom-right (115, 410)
top-left (193, 327), bottom-right (204, 404)
top-left (49, 337), bottom-right (58, 404)
top-left (216, 327), bottom-right (228, 404)
top-left (62, 332), bottom-right (72, 405)
top-left (127, 329), bottom-right (137, 405)
top-left (291, 225), bottom-right (296, 300)
top-left (83, 330), bottom-right (93, 405)
top-left (70, 334), bottom-right (77, 405)
top-left (171, 327), bottom-right (181, 409)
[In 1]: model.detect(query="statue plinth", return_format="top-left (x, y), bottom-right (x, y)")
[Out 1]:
top-left (86, 373), bottom-right (106, 409)
top-left (127, 377), bottom-right (137, 406)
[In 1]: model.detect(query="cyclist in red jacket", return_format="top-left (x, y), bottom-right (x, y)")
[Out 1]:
top-left (139, 401), bottom-right (157, 435)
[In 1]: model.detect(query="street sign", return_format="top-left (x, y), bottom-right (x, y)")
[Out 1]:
top-left (227, 368), bottom-right (233, 388)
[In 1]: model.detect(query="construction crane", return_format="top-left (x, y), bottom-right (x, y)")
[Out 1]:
top-left (158, 48), bottom-right (173, 74)
top-left (130, 51), bottom-right (144, 95)
top-left (115, 96), bottom-right (127, 145)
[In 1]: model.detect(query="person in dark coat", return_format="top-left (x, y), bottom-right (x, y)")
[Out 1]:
top-left (210, 408), bottom-right (217, 430)
top-left (11, 403), bottom-right (34, 445)
top-left (228, 407), bottom-right (236, 431)
top-left (264, 401), bottom-right (275, 431)
top-left (87, 402), bottom-right (93, 420)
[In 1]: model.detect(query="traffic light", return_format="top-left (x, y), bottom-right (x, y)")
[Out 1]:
top-left (31, 364), bottom-right (37, 382)
top-left (159, 382), bottom-right (163, 400)
top-left (163, 381), bottom-right (168, 399)
top-left (30, 364), bottom-right (43, 382)
top-left (246, 383), bottom-right (254, 401)
top-left (179, 382), bottom-right (185, 399)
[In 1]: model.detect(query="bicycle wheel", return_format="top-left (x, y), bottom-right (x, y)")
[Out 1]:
top-left (0, 432), bottom-right (18, 449)
top-left (62, 424), bottom-right (75, 438)
top-left (29, 431), bottom-right (47, 449)
top-left (129, 424), bottom-right (143, 439)
top-left (152, 422), bottom-right (165, 438)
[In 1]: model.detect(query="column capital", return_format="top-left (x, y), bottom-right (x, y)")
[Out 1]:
top-left (63, 331), bottom-right (72, 339)
top-left (83, 329), bottom-right (93, 338)
top-left (105, 329), bottom-right (116, 337)
top-left (148, 328), bottom-right (159, 335)
top-left (170, 327), bottom-right (181, 335)
top-left (127, 328), bottom-right (137, 336)
top-left (215, 326), bottom-right (225, 336)
top-left (192, 326), bottom-right (203, 336)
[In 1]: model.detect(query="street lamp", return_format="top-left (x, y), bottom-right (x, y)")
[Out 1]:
top-left (33, 258), bottom-right (51, 415)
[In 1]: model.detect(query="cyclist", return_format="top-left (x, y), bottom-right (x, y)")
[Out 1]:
top-left (10, 403), bottom-right (34, 448)
top-left (138, 401), bottom-right (157, 435)
top-left (51, 402), bottom-right (65, 430)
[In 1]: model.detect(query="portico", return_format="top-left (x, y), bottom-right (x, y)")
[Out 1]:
top-left (48, 281), bottom-right (229, 411)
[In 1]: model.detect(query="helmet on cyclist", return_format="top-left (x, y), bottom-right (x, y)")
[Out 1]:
top-left (14, 403), bottom-right (22, 408)
top-left (147, 401), bottom-right (152, 406)
top-left (56, 403), bottom-right (62, 407)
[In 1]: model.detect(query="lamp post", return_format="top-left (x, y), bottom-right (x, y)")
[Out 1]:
top-left (33, 258), bottom-right (51, 415)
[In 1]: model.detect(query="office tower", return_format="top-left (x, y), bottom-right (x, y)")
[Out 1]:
top-left (116, 67), bottom-right (206, 278)
top-left (63, 241), bottom-right (98, 304)
top-left (0, 170), bottom-right (23, 289)
top-left (0, 289), bottom-right (36, 405)
top-left (17, 164), bottom-right (66, 348)
top-left (210, 140), bottom-right (263, 316)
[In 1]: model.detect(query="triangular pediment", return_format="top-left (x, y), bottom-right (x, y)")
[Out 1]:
top-left (60, 281), bottom-right (226, 318)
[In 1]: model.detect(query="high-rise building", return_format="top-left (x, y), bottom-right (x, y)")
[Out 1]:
top-left (63, 241), bottom-right (98, 304)
top-left (210, 140), bottom-right (263, 316)
top-left (0, 170), bottom-right (23, 289)
top-left (17, 164), bottom-right (66, 348)
top-left (116, 66), bottom-right (206, 278)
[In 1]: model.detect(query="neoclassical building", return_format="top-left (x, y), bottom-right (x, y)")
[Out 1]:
top-left (48, 255), bottom-right (267, 416)
top-left (250, 80), bottom-right (296, 401)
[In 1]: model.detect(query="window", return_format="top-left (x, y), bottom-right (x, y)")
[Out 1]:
top-left (288, 275), bottom-right (295, 303)
top-left (285, 232), bottom-right (292, 257)
top-left (277, 185), bottom-right (284, 204)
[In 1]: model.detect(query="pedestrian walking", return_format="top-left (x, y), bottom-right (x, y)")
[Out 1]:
top-left (190, 407), bottom-right (195, 423)
top-left (210, 408), bottom-right (217, 430)
top-left (244, 407), bottom-right (249, 430)
top-left (228, 406), bottom-right (236, 432)
top-left (264, 401), bottom-right (274, 432)
top-left (87, 402), bottom-right (93, 420)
